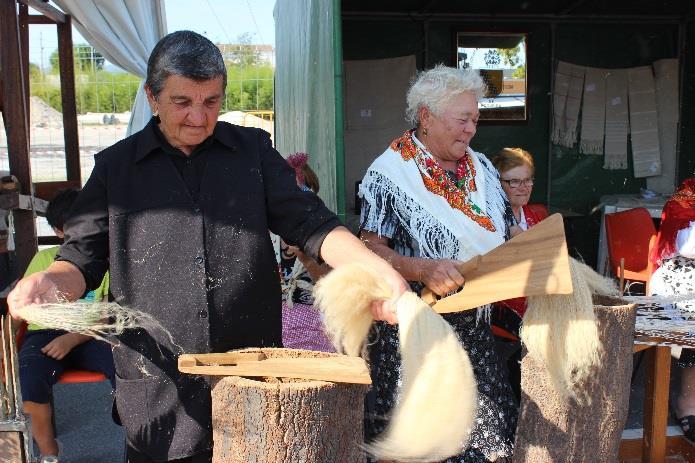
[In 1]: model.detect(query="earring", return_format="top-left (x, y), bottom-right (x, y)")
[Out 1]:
top-left (423, 127), bottom-right (428, 136)
top-left (152, 109), bottom-right (159, 117)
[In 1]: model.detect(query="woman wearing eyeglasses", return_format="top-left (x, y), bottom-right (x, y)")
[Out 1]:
top-left (492, 148), bottom-right (545, 238)
top-left (491, 147), bottom-right (547, 402)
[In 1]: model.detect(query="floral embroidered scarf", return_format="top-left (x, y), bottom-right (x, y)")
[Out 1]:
top-left (360, 129), bottom-right (510, 262)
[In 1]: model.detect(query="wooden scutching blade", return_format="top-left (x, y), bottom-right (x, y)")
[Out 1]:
top-left (423, 213), bottom-right (573, 313)
top-left (178, 352), bottom-right (371, 384)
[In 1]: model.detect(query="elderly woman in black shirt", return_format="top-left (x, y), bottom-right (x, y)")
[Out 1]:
top-left (8, 30), bottom-right (406, 463)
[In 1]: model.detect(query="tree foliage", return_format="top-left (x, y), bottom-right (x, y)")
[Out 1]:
top-left (31, 43), bottom-right (274, 115)
top-left (497, 43), bottom-right (526, 80)
top-left (223, 33), bottom-right (262, 67)
top-left (497, 46), bottom-right (522, 68)
top-left (49, 44), bottom-right (105, 73)
top-left (512, 65), bottom-right (526, 79)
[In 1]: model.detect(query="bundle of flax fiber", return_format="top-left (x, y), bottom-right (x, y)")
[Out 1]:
top-left (314, 263), bottom-right (478, 462)
top-left (12, 301), bottom-right (170, 345)
top-left (521, 258), bottom-right (621, 402)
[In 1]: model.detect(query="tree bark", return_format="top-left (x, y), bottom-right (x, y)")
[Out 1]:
top-left (513, 296), bottom-right (636, 462)
top-left (0, 432), bottom-right (23, 462)
top-left (211, 348), bottom-right (368, 463)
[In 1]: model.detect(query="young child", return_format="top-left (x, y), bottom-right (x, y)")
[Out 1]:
top-left (18, 189), bottom-right (114, 462)
top-left (280, 153), bottom-right (335, 352)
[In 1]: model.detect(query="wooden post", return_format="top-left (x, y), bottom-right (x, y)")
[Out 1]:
top-left (18, 2), bottom-right (29, 126)
top-left (57, 15), bottom-right (81, 185)
top-left (513, 297), bottom-right (637, 462)
top-left (642, 345), bottom-right (671, 463)
top-left (210, 348), bottom-right (368, 462)
top-left (0, 0), bottom-right (37, 273)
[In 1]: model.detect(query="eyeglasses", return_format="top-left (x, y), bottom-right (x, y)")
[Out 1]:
top-left (501, 178), bottom-right (534, 188)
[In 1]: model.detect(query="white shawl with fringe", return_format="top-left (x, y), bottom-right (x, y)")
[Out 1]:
top-left (359, 137), bottom-right (508, 262)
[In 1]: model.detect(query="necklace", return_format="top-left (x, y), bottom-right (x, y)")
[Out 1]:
top-left (390, 129), bottom-right (496, 232)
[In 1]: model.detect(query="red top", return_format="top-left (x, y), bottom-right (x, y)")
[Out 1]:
top-left (500, 204), bottom-right (549, 317)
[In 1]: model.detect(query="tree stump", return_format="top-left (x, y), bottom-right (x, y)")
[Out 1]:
top-left (211, 348), bottom-right (369, 463)
top-left (513, 296), bottom-right (636, 463)
top-left (0, 432), bottom-right (23, 462)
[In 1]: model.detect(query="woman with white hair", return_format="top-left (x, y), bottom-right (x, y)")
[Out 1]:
top-left (360, 65), bottom-right (517, 462)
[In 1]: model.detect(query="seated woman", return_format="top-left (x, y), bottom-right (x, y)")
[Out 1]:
top-left (649, 178), bottom-right (695, 442)
top-left (492, 147), bottom-right (545, 238)
top-left (491, 147), bottom-right (547, 401)
top-left (279, 152), bottom-right (334, 352)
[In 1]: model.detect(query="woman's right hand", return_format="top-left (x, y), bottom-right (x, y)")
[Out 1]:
top-left (419, 259), bottom-right (466, 296)
top-left (7, 271), bottom-right (62, 321)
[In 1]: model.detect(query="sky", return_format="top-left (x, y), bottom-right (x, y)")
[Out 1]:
top-left (28, 0), bottom-right (277, 71)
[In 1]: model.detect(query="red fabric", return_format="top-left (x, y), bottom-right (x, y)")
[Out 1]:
top-left (501, 204), bottom-right (549, 317)
top-left (650, 178), bottom-right (695, 270)
top-left (523, 204), bottom-right (548, 228)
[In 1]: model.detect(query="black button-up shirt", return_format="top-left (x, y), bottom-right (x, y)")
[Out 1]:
top-left (56, 118), bottom-right (340, 460)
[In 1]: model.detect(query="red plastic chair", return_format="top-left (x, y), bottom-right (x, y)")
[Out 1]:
top-left (15, 321), bottom-right (109, 433)
top-left (604, 207), bottom-right (657, 293)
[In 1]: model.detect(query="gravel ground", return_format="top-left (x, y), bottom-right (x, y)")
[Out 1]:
top-left (51, 380), bottom-right (124, 463)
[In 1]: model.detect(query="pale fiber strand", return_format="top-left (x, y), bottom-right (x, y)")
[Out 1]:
top-left (522, 258), bottom-right (695, 401)
top-left (14, 301), bottom-right (177, 348)
top-left (522, 258), bottom-right (606, 402)
top-left (314, 264), bottom-right (477, 462)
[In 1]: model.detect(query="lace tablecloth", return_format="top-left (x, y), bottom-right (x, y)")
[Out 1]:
top-left (635, 302), bottom-right (695, 348)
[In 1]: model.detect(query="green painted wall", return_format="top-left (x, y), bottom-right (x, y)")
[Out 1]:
top-left (679, 20), bottom-right (695, 181)
top-left (342, 17), bottom-right (687, 266)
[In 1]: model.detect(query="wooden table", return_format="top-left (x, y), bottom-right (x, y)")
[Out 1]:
top-left (619, 304), bottom-right (695, 462)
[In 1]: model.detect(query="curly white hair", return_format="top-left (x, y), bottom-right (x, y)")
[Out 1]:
top-left (405, 64), bottom-right (486, 127)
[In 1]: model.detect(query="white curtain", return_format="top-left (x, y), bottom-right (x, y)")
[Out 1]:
top-left (274, 0), bottom-right (337, 212)
top-left (52, 0), bottom-right (167, 135)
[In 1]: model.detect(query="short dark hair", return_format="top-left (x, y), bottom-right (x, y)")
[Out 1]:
top-left (302, 164), bottom-right (320, 193)
top-left (146, 30), bottom-right (227, 97)
top-left (45, 188), bottom-right (79, 232)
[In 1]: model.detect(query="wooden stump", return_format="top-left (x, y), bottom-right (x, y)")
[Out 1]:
top-left (211, 348), bottom-right (369, 463)
top-left (0, 432), bottom-right (23, 462)
top-left (513, 296), bottom-right (636, 463)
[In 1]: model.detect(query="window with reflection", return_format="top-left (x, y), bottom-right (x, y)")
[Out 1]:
top-left (456, 33), bottom-right (527, 121)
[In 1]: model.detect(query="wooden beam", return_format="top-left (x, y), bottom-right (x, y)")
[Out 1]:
top-left (0, 192), bottom-right (48, 214)
top-left (33, 180), bottom-right (81, 201)
top-left (0, 0), bottom-right (38, 273)
top-left (27, 14), bottom-right (55, 25)
top-left (17, 0), bottom-right (65, 24)
top-left (620, 435), bottom-right (694, 460)
top-left (57, 16), bottom-right (81, 184)
top-left (18, 3), bottom-right (29, 135)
